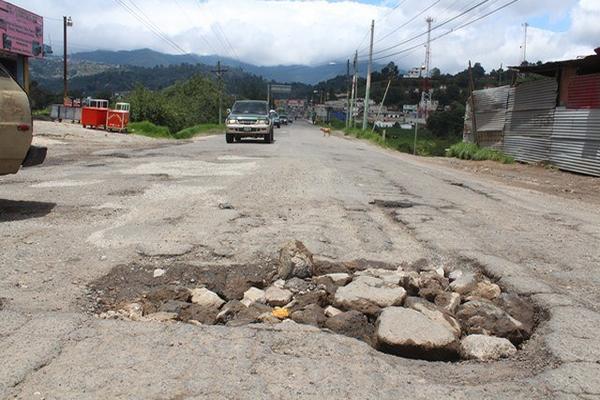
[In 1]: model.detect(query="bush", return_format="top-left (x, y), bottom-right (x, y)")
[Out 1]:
top-left (446, 142), bottom-right (514, 164)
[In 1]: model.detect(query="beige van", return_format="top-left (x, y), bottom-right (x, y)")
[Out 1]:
top-left (0, 64), bottom-right (46, 175)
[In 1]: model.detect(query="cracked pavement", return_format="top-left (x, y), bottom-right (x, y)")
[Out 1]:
top-left (1, 121), bottom-right (599, 399)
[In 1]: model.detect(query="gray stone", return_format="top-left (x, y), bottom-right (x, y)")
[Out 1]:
top-left (448, 270), bottom-right (464, 282)
top-left (216, 300), bottom-right (246, 324)
top-left (418, 271), bottom-right (450, 301)
top-left (375, 307), bottom-right (459, 360)
top-left (284, 277), bottom-right (312, 293)
top-left (278, 240), bottom-right (315, 279)
top-left (435, 292), bottom-right (461, 314)
top-left (241, 287), bottom-right (266, 307)
top-left (265, 286), bottom-right (293, 307)
top-left (405, 297), bottom-right (461, 338)
top-left (397, 270), bottom-right (420, 295)
top-left (190, 288), bottom-right (225, 309)
top-left (325, 310), bottom-right (374, 344)
top-left (334, 276), bottom-right (407, 315)
top-left (291, 304), bottom-right (327, 327)
top-left (316, 273), bottom-right (352, 286)
top-left (467, 280), bottom-right (501, 300)
top-left (324, 306), bottom-right (342, 318)
top-left (496, 293), bottom-right (536, 332)
top-left (159, 300), bottom-right (189, 314)
top-left (457, 300), bottom-right (531, 345)
top-left (450, 272), bottom-right (478, 294)
top-left (460, 334), bottom-right (517, 361)
top-left (153, 268), bottom-right (166, 278)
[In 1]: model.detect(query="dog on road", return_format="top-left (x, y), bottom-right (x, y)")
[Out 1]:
top-left (320, 127), bottom-right (331, 137)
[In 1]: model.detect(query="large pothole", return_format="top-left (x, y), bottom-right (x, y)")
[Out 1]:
top-left (88, 241), bottom-right (542, 362)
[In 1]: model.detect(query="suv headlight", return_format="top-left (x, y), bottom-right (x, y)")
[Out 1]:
top-left (259, 119), bottom-right (269, 125)
top-left (227, 119), bottom-right (237, 124)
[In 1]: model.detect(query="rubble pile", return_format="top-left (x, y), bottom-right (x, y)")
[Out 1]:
top-left (97, 241), bottom-right (536, 362)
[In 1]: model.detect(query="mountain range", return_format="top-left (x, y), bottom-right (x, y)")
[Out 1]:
top-left (65, 48), bottom-right (381, 84)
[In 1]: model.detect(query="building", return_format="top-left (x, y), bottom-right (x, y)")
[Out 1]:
top-left (464, 48), bottom-right (600, 177)
top-left (0, 1), bottom-right (45, 93)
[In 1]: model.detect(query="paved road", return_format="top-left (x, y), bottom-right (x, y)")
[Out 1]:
top-left (1, 121), bottom-right (599, 399)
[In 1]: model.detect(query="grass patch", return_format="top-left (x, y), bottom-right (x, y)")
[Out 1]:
top-left (129, 121), bottom-right (224, 140)
top-left (446, 142), bottom-right (515, 164)
top-left (129, 121), bottom-right (172, 138)
top-left (174, 124), bottom-right (224, 139)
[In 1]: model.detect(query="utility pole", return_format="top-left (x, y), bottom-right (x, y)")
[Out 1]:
top-left (424, 17), bottom-right (433, 78)
top-left (63, 16), bottom-right (73, 101)
top-left (362, 19), bottom-right (374, 131)
top-left (212, 61), bottom-right (228, 124)
top-left (349, 51), bottom-right (358, 128)
top-left (521, 22), bottom-right (529, 65)
top-left (419, 17), bottom-right (434, 121)
top-left (372, 79), bottom-right (391, 133)
top-left (345, 59), bottom-right (351, 128)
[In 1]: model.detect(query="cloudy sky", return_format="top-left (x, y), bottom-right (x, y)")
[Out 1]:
top-left (12, 0), bottom-right (600, 73)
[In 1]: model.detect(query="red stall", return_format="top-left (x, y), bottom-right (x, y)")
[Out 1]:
top-left (106, 103), bottom-right (130, 133)
top-left (81, 99), bottom-right (109, 129)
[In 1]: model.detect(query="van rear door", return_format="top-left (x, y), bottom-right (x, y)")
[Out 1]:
top-left (0, 65), bottom-right (33, 175)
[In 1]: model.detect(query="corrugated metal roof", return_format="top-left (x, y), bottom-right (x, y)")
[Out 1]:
top-left (512, 79), bottom-right (558, 111)
top-left (474, 86), bottom-right (510, 111)
top-left (550, 108), bottom-right (600, 176)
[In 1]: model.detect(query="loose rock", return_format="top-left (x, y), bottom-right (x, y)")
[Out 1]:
top-left (375, 307), bottom-right (459, 360)
top-left (241, 287), bottom-right (266, 307)
top-left (468, 280), bottom-right (502, 300)
top-left (265, 286), bottom-right (293, 307)
top-left (460, 334), bottom-right (517, 361)
top-left (334, 276), bottom-right (407, 315)
top-left (291, 304), bottom-right (327, 327)
top-left (325, 310), bottom-right (374, 344)
top-left (435, 292), bottom-right (461, 314)
top-left (143, 312), bottom-right (178, 322)
top-left (495, 293), bottom-right (536, 332)
top-left (324, 305), bottom-right (343, 318)
top-left (315, 273), bottom-right (352, 286)
top-left (190, 288), bottom-right (225, 309)
top-left (457, 300), bottom-right (531, 345)
top-left (278, 240), bottom-right (315, 279)
top-left (405, 297), bottom-right (461, 338)
top-left (450, 272), bottom-right (478, 294)
top-left (284, 277), bottom-right (312, 293)
top-left (153, 268), bottom-right (166, 278)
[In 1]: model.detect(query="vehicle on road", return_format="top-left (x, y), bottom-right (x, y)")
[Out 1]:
top-left (279, 114), bottom-right (289, 125)
top-left (0, 64), bottom-right (46, 176)
top-left (226, 100), bottom-right (274, 143)
top-left (269, 110), bottom-right (281, 128)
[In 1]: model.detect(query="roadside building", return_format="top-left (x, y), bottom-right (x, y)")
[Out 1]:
top-left (0, 0), bottom-right (45, 93)
top-left (464, 48), bottom-right (600, 177)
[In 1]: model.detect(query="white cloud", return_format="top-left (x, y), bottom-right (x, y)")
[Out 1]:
top-left (13, 0), bottom-right (600, 73)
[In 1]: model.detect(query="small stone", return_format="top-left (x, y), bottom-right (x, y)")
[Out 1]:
top-left (291, 304), bottom-right (327, 327)
top-left (120, 302), bottom-right (143, 321)
top-left (273, 279), bottom-right (286, 289)
top-left (241, 287), bottom-right (266, 307)
top-left (450, 272), bottom-right (478, 294)
top-left (375, 307), bottom-right (459, 361)
top-left (190, 288), bottom-right (225, 309)
top-left (265, 286), bottom-right (293, 307)
top-left (179, 304), bottom-right (219, 324)
top-left (278, 240), bottom-right (315, 279)
top-left (272, 307), bottom-right (291, 320)
top-left (324, 305), bottom-right (343, 318)
top-left (435, 292), bottom-right (461, 314)
top-left (495, 293), bottom-right (535, 333)
top-left (460, 334), bottom-right (517, 361)
top-left (153, 269), bottom-right (166, 278)
top-left (468, 281), bottom-right (502, 300)
top-left (316, 273), bottom-right (352, 286)
top-left (159, 300), bottom-right (189, 314)
top-left (216, 300), bottom-right (246, 324)
top-left (435, 267), bottom-right (445, 278)
top-left (284, 277), bottom-right (311, 293)
top-left (397, 271), bottom-right (420, 295)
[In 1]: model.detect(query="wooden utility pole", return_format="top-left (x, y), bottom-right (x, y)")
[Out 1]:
top-left (350, 51), bottom-right (358, 128)
top-left (212, 61), bottom-right (228, 124)
top-left (345, 59), bottom-right (351, 128)
top-left (362, 20), bottom-right (374, 131)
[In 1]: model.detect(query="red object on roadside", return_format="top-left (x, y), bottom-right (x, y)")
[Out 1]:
top-left (106, 103), bottom-right (131, 133)
top-left (567, 74), bottom-right (600, 109)
top-left (81, 99), bottom-right (109, 129)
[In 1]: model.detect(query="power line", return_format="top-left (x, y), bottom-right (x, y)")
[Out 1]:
top-left (367, 0), bottom-right (521, 63)
top-left (367, 0), bottom-right (491, 57)
top-left (373, 0), bottom-right (441, 46)
top-left (172, 0), bottom-right (219, 54)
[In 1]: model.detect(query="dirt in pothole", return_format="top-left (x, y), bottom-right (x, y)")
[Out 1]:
top-left (87, 244), bottom-right (551, 373)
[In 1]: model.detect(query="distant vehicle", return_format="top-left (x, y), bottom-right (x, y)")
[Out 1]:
top-left (269, 110), bottom-right (281, 128)
top-left (279, 114), bottom-right (289, 125)
top-left (0, 64), bottom-right (46, 176)
top-left (225, 100), bottom-right (274, 143)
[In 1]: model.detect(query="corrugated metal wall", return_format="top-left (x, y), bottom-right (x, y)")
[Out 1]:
top-left (473, 86), bottom-right (510, 149)
top-left (550, 108), bottom-right (600, 176)
top-left (503, 79), bottom-right (558, 163)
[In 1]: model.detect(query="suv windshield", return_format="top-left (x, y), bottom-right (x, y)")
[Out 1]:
top-left (231, 101), bottom-right (268, 115)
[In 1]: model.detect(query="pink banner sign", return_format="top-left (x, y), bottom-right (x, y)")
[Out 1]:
top-left (0, 0), bottom-right (43, 58)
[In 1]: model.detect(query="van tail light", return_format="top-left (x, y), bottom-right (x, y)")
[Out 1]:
top-left (17, 124), bottom-right (31, 132)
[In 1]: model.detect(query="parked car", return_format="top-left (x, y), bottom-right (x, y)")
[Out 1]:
top-left (269, 110), bottom-right (281, 128)
top-left (225, 100), bottom-right (274, 143)
top-left (0, 64), bottom-right (46, 176)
